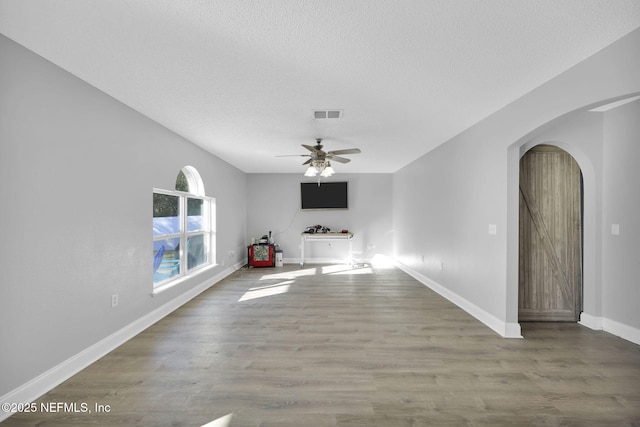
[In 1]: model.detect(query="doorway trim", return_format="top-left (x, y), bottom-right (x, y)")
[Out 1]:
top-left (507, 131), bottom-right (600, 335)
top-left (506, 93), bottom-right (640, 338)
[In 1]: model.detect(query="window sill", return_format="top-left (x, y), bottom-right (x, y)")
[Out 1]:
top-left (152, 263), bottom-right (217, 296)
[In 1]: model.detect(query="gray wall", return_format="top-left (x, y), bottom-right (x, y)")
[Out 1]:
top-left (392, 122), bottom-right (508, 326)
top-left (0, 34), bottom-right (247, 396)
top-left (393, 27), bottom-right (640, 337)
top-left (247, 174), bottom-right (393, 264)
top-left (602, 100), bottom-right (640, 331)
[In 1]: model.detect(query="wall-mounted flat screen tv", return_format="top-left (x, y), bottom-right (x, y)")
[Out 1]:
top-left (300, 182), bottom-right (348, 210)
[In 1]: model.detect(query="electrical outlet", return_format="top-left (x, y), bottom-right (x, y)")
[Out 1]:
top-left (111, 293), bottom-right (119, 308)
top-left (229, 250), bottom-right (235, 257)
top-left (439, 261), bottom-right (444, 271)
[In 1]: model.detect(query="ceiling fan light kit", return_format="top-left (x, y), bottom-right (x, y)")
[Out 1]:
top-left (305, 160), bottom-right (335, 177)
top-left (304, 163), bottom-right (319, 177)
top-left (321, 162), bottom-right (335, 177)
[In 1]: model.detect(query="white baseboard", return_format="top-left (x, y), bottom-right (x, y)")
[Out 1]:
top-left (580, 312), bottom-right (640, 345)
top-left (503, 322), bottom-right (523, 339)
top-left (395, 262), bottom-right (522, 339)
top-left (284, 257), bottom-right (369, 266)
top-left (0, 261), bottom-right (245, 423)
top-left (578, 312), bottom-right (603, 330)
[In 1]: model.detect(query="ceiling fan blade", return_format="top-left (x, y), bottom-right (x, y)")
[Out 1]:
top-left (328, 155), bottom-right (351, 164)
top-left (328, 148), bottom-right (361, 155)
top-left (281, 140), bottom-right (355, 166)
top-left (276, 154), bottom-right (310, 157)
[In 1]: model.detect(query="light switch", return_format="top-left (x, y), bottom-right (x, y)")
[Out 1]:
top-left (611, 224), bottom-right (620, 235)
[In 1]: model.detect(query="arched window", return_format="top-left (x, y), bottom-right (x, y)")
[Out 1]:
top-left (152, 166), bottom-right (215, 291)
top-left (176, 165), bottom-right (205, 196)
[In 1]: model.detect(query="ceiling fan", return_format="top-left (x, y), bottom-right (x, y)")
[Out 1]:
top-left (278, 139), bottom-right (361, 177)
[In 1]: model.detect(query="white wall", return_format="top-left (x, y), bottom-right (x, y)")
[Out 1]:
top-left (247, 174), bottom-right (393, 264)
top-left (394, 27), bottom-right (640, 339)
top-left (602, 100), bottom-right (640, 334)
top-left (0, 34), bottom-right (247, 398)
top-left (393, 126), bottom-right (509, 334)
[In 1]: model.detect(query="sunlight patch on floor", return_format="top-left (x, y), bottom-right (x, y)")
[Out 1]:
top-left (258, 267), bottom-right (318, 281)
top-left (321, 264), bottom-right (356, 274)
top-left (371, 254), bottom-right (395, 268)
top-left (201, 413), bottom-right (233, 427)
top-left (238, 281), bottom-right (293, 302)
top-left (330, 266), bottom-right (373, 275)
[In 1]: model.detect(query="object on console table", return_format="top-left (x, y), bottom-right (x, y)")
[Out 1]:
top-left (304, 224), bottom-right (331, 234)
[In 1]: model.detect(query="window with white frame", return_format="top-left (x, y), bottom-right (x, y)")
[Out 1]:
top-left (152, 166), bottom-right (215, 290)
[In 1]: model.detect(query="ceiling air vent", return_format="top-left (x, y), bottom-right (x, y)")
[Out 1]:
top-left (313, 109), bottom-right (343, 119)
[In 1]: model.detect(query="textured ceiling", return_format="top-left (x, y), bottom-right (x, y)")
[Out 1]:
top-left (1, 1), bottom-right (640, 173)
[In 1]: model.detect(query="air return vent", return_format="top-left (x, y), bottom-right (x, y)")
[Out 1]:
top-left (313, 109), bottom-right (343, 119)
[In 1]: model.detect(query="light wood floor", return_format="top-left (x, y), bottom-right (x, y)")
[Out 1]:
top-left (4, 264), bottom-right (640, 426)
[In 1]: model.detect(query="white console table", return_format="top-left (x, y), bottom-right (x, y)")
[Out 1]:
top-left (300, 232), bottom-right (354, 267)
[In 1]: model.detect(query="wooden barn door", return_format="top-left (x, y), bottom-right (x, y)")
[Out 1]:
top-left (519, 145), bottom-right (582, 321)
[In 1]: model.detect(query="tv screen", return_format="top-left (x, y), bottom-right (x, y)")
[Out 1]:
top-left (301, 182), bottom-right (348, 210)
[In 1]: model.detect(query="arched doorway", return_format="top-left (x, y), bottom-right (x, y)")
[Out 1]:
top-left (518, 144), bottom-right (583, 321)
